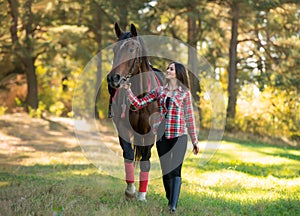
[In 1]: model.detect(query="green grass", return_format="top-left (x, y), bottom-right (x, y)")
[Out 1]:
top-left (0, 115), bottom-right (299, 215)
top-left (1, 141), bottom-right (299, 216)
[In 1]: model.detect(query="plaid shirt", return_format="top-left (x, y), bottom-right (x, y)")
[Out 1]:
top-left (127, 84), bottom-right (198, 145)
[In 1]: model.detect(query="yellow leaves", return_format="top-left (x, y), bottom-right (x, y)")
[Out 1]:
top-left (49, 101), bottom-right (65, 117)
top-left (49, 25), bottom-right (89, 36)
top-left (275, 36), bottom-right (300, 48)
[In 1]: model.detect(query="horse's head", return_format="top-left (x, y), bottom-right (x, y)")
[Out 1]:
top-left (107, 23), bottom-right (144, 89)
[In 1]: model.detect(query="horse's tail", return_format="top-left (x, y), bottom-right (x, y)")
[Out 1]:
top-left (133, 145), bottom-right (152, 162)
top-left (134, 145), bottom-right (142, 162)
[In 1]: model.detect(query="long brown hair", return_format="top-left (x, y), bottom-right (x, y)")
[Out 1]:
top-left (167, 62), bottom-right (190, 90)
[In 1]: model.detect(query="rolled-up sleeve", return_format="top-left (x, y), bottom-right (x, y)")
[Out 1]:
top-left (127, 88), bottom-right (158, 109)
top-left (184, 91), bottom-right (198, 145)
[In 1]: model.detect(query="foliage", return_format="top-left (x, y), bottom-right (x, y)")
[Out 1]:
top-left (0, 106), bottom-right (7, 116)
top-left (28, 101), bottom-right (46, 118)
top-left (0, 0), bottom-right (299, 140)
top-left (236, 85), bottom-right (300, 143)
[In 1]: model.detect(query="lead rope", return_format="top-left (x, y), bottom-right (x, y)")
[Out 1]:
top-left (121, 90), bottom-right (126, 118)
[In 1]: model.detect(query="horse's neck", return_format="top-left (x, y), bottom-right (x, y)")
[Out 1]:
top-left (141, 58), bottom-right (152, 72)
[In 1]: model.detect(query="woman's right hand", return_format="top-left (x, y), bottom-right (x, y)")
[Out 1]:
top-left (193, 143), bottom-right (199, 155)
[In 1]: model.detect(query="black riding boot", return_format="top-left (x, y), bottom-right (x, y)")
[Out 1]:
top-left (163, 176), bottom-right (173, 206)
top-left (169, 177), bottom-right (181, 213)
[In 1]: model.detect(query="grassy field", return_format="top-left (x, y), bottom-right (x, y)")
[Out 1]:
top-left (0, 113), bottom-right (299, 216)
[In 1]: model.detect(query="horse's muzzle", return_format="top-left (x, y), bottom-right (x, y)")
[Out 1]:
top-left (107, 73), bottom-right (127, 88)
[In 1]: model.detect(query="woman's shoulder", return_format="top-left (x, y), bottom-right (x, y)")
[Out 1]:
top-left (178, 86), bottom-right (191, 96)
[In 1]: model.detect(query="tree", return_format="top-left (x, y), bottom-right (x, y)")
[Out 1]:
top-left (226, 0), bottom-right (239, 128)
top-left (186, 2), bottom-right (202, 128)
top-left (6, 0), bottom-right (52, 110)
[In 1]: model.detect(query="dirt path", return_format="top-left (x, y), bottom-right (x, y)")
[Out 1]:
top-left (0, 113), bottom-right (86, 167)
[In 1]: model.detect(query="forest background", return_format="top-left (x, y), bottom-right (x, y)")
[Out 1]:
top-left (0, 0), bottom-right (299, 147)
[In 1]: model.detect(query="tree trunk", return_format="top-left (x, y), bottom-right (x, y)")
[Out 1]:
top-left (24, 56), bottom-right (38, 109)
top-left (8, 0), bottom-right (18, 43)
top-left (187, 7), bottom-right (202, 129)
top-left (8, 0), bottom-right (39, 110)
top-left (117, 0), bottom-right (128, 29)
top-left (94, 22), bottom-right (102, 119)
top-left (226, 2), bottom-right (239, 129)
top-left (24, 0), bottom-right (38, 110)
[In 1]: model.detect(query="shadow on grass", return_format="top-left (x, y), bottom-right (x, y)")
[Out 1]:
top-left (232, 161), bottom-right (296, 178)
top-left (239, 142), bottom-right (300, 163)
top-left (262, 152), bottom-right (300, 162)
top-left (186, 155), bottom-right (299, 179)
top-left (223, 135), bottom-right (300, 150)
top-left (190, 138), bottom-right (300, 178)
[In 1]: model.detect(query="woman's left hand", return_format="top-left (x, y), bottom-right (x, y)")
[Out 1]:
top-left (121, 82), bottom-right (131, 90)
top-left (193, 143), bottom-right (199, 155)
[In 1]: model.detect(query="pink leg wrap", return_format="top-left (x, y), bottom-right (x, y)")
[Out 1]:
top-left (139, 171), bottom-right (149, 192)
top-left (124, 162), bottom-right (134, 183)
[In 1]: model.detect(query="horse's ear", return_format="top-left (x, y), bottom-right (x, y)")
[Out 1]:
top-left (130, 24), bottom-right (138, 37)
top-left (115, 22), bottom-right (122, 38)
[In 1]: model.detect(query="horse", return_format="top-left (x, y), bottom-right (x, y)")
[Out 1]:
top-left (107, 22), bottom-right (163, 201)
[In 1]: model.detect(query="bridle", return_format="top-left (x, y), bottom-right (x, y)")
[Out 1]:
top-left (117, 37), bottom-right (143, 85)
top-left (112, 37), bottom-right (144, 117)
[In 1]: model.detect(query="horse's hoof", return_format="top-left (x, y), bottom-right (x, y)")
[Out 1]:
top-left (137, 196), bottom-right (147, 202)
top-left (125, 190), bottom-right (136, 201)
top-left (137, 192), bottom-right (147, 202)
top-left (137, 199), bottom-right (147, 202)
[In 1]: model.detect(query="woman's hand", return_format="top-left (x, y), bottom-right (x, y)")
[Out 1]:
top-left (193, 143), bottom-right (199, 155)
top-left (121, 82), bottom-right (131, 90)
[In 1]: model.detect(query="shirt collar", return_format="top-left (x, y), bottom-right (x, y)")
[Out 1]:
top-left (164, 83), bottom-right (183, 92)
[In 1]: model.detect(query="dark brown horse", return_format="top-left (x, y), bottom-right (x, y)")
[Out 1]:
top-left (107, 23), bottom-right (163, 201)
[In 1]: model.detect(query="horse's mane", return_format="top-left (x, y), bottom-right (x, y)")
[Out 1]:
top-left (151, 65), bottom-right (164, 85)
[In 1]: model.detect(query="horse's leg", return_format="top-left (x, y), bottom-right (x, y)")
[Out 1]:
top-left (119, 136), bottom-right (136, 199)
top-left (136, 137), bottom-right (153, 202)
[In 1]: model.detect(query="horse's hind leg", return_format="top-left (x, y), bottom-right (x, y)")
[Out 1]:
top-left (119, 136), bottom-right (136, 200)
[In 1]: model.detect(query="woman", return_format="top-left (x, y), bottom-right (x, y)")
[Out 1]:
top-left (123, 62), bottom-right (199, 212)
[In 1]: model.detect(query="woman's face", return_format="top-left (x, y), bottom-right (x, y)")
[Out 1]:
top-left (166, 63), bottom-right (176, 80)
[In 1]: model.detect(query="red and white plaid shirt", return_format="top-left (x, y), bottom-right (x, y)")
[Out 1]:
top-left (127, 84), bottom-right (198, 145)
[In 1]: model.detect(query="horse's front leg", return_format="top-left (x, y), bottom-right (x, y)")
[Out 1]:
top-left (119, 136), bottom-right (136, 200)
